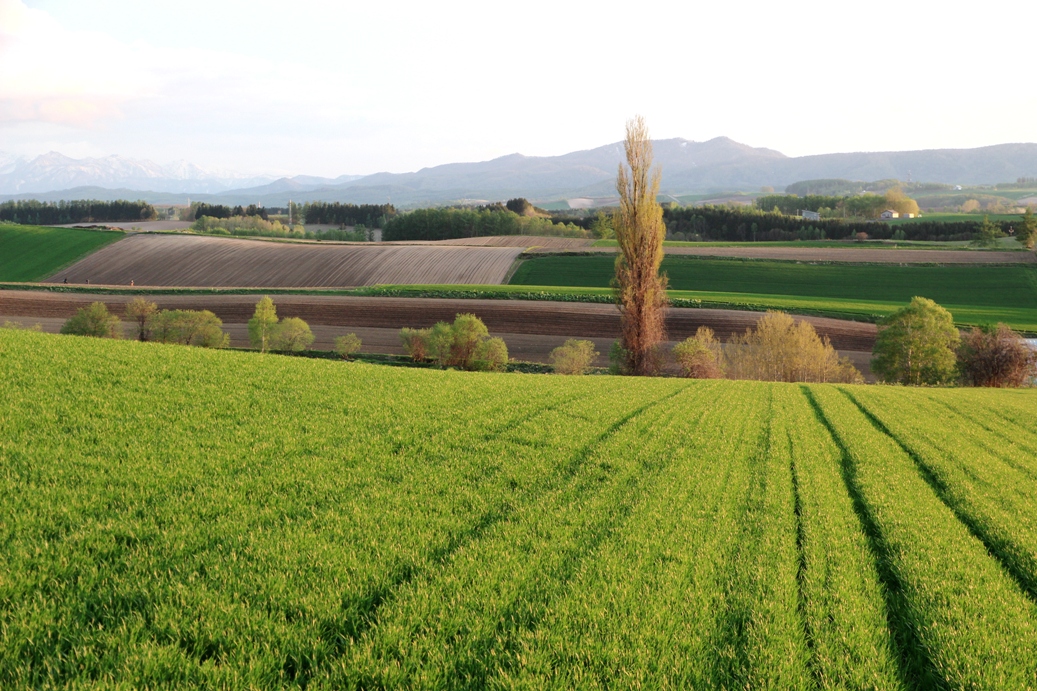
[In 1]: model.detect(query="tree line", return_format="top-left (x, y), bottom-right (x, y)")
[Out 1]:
top-left (0, 200), bottom-right (157, 225)
top-left (382, 207), bottom-right (588, 241)
top-left (662, 206), bottom-right (1011, 242)
top-left (303, 203), bottom-right (395, 228)
top-left (185, 203), bottom-right (269, 221)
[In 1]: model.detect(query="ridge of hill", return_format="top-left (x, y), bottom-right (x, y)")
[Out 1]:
top-left (5, 139), bottom-right (1037, 207)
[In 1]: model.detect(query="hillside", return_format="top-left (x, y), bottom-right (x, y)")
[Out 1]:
top-left (2, 329), bottom-right (1037, 688)
top-left (8, 139), bottom-right (1037, 207)
top-left (0, 224), bottom-right (123, 282)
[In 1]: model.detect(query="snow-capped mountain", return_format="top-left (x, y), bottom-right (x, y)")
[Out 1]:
top-left (0, 152), bottom-right (276, 194)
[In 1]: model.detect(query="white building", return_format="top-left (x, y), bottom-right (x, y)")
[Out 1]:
top-left (880, 210), bottom-right (899, 219)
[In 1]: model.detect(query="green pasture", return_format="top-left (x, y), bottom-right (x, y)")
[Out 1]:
top-left (886, 212), bottom-right (1025, 224)
top-left (0, 223), bottom-right (123, 282)
top-left (509, 255), bottom-right (1037, 331)
top-left (590, 238), bottom-right (1025, 249)
top-left (2, 329), bottom-right (1037, 688)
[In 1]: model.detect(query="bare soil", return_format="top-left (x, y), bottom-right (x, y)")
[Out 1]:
top-left (45, 234), bottom-right (524, 287)
top-left (1, 291), bottom-right (878, 353)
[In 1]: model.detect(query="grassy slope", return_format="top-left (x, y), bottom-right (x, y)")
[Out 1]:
top-left (0, 224), bottom-right (123, 281)
top-left (2, 330), bottom-right (1037, 688)
top-left (510, 255), bottom-right (1037, 332)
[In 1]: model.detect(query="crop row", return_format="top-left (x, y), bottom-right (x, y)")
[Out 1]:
top-left (1, 329), bottom-right (1037, 688)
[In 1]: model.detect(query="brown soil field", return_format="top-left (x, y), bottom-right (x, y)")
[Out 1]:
top-left (0, 291), bottom-right (878, 353)
top-left (0, 314), bottom-right (876, 379)
top-left (531, 245), bottom-right (1037, 264)
top-left (45, 234), bottom-right (524, 287)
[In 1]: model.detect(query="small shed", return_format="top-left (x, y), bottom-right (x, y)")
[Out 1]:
top-left (880, 210), bottom-right (899, 219)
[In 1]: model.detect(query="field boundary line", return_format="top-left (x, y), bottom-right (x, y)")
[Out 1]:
top-left (841, 389), bottom-right (1037, 605)
top-left (801, 386), bottom-right (946, 691)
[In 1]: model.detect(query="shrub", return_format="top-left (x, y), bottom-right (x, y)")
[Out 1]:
top-left (334, 333), bottom-right (362, 360)
top-left (957, 324), bottom-right (1037, 387)
top-left (672, 327), bottom-right (724, 379)
top-left (125, 298), bottom-right (158, 341)
top-left (449, 313), bottom-right (490, 366)
top-left (872, 297), bottom-right (960, 386)
top-left (475, 337), bottom-right (509, 372)
top-left (400, 314), bottom-right (504, 370)
top-left (727, 311), bottom-right (862, 383)
top-left (400, 327), bottom-right (431, 362)
top-left (426, 321), bottom-right (457, 366)
top-left (550, 339), bottom-right (599, 375)
top-left (60, 302), bottom-right (122, 339)
top-left (148, 310), bottom-right (229, 348)
top-left (1, 320), bottom-right (42, 331)
top-left (272, 317), bottom-right (314, 352)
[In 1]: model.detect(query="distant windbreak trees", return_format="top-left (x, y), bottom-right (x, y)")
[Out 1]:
top-left (383, 204), bottom-right (588, 241)
top-left (0, 200), bottom-right (157, 225)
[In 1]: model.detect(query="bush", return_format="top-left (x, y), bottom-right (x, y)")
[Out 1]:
top-left (475, 337), bottom-right (509, 372)
top-left (672, 327), bottom-right (724, 379)
top-left (957, 324), bottom-right (1037, 387)
top-left (125, 298), bottom-right (158, 342)
top-left (148, 310), bottom-right (229, 348)
top-left (1, 320), bottom-right (42, 331)
top-left (400, 327), bottom-right (430, 362)
top-left (872, 297), bottom-right (960, 386)
top-left (726, 311), bottom-right (862, 383)
top-left (550, 339), bottom-right (599, 375)
top-left (335, 333), bottom-right (362, 360)
top-left (60, 302), bottom-right (122, 339)
top-left (272, 317), bottom-right (314, 352)
top-left (399, 314), bottom-right (504, 370)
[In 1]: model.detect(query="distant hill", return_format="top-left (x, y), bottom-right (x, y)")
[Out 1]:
top-left (5, 139), bottom-right (1037, 207)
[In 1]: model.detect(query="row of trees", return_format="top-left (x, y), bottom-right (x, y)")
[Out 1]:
top-left (184, 203), bottom-right (268, 221)
top-left (756, 188), bottom-right (921, 219)
top-left (57, 296), bottom-right (372, 359)
top-left (192, 215), bottom-right (371, 241)
top-left (303, 203), bottom-right (395, 228)
top-left (662, 205), bottom-right (1008, 242)
top-left (1, 200), bottom-right (156, 225)
top-left (60, 300), bottom-right (230, 348)
top-left (382, 207), bottom-right (588, 241)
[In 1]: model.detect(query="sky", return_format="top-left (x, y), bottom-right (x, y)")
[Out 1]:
top-left (2, 0), bottom-right (1036, 177)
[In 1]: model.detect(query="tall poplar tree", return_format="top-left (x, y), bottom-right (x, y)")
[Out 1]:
top-left (613, 116), bottom-right (668, 375)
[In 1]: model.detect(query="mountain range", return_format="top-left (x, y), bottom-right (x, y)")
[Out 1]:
top-left (4, 138), bottom-right (1037, 207)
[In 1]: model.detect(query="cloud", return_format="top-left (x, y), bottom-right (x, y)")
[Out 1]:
top-left (0, 0), bottom-right (160, 125)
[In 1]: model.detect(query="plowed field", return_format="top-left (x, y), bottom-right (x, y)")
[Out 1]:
top-left (0, 290), bottom-right (878, 351)
top-left (45, 234), bottom-right (524, 287)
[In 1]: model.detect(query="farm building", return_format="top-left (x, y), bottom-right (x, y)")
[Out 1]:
top-left (880, 210), bottom-right (899, 219)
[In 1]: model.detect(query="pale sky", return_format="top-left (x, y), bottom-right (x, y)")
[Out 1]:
top-left (2, 0), bottom-right (1035, 177)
